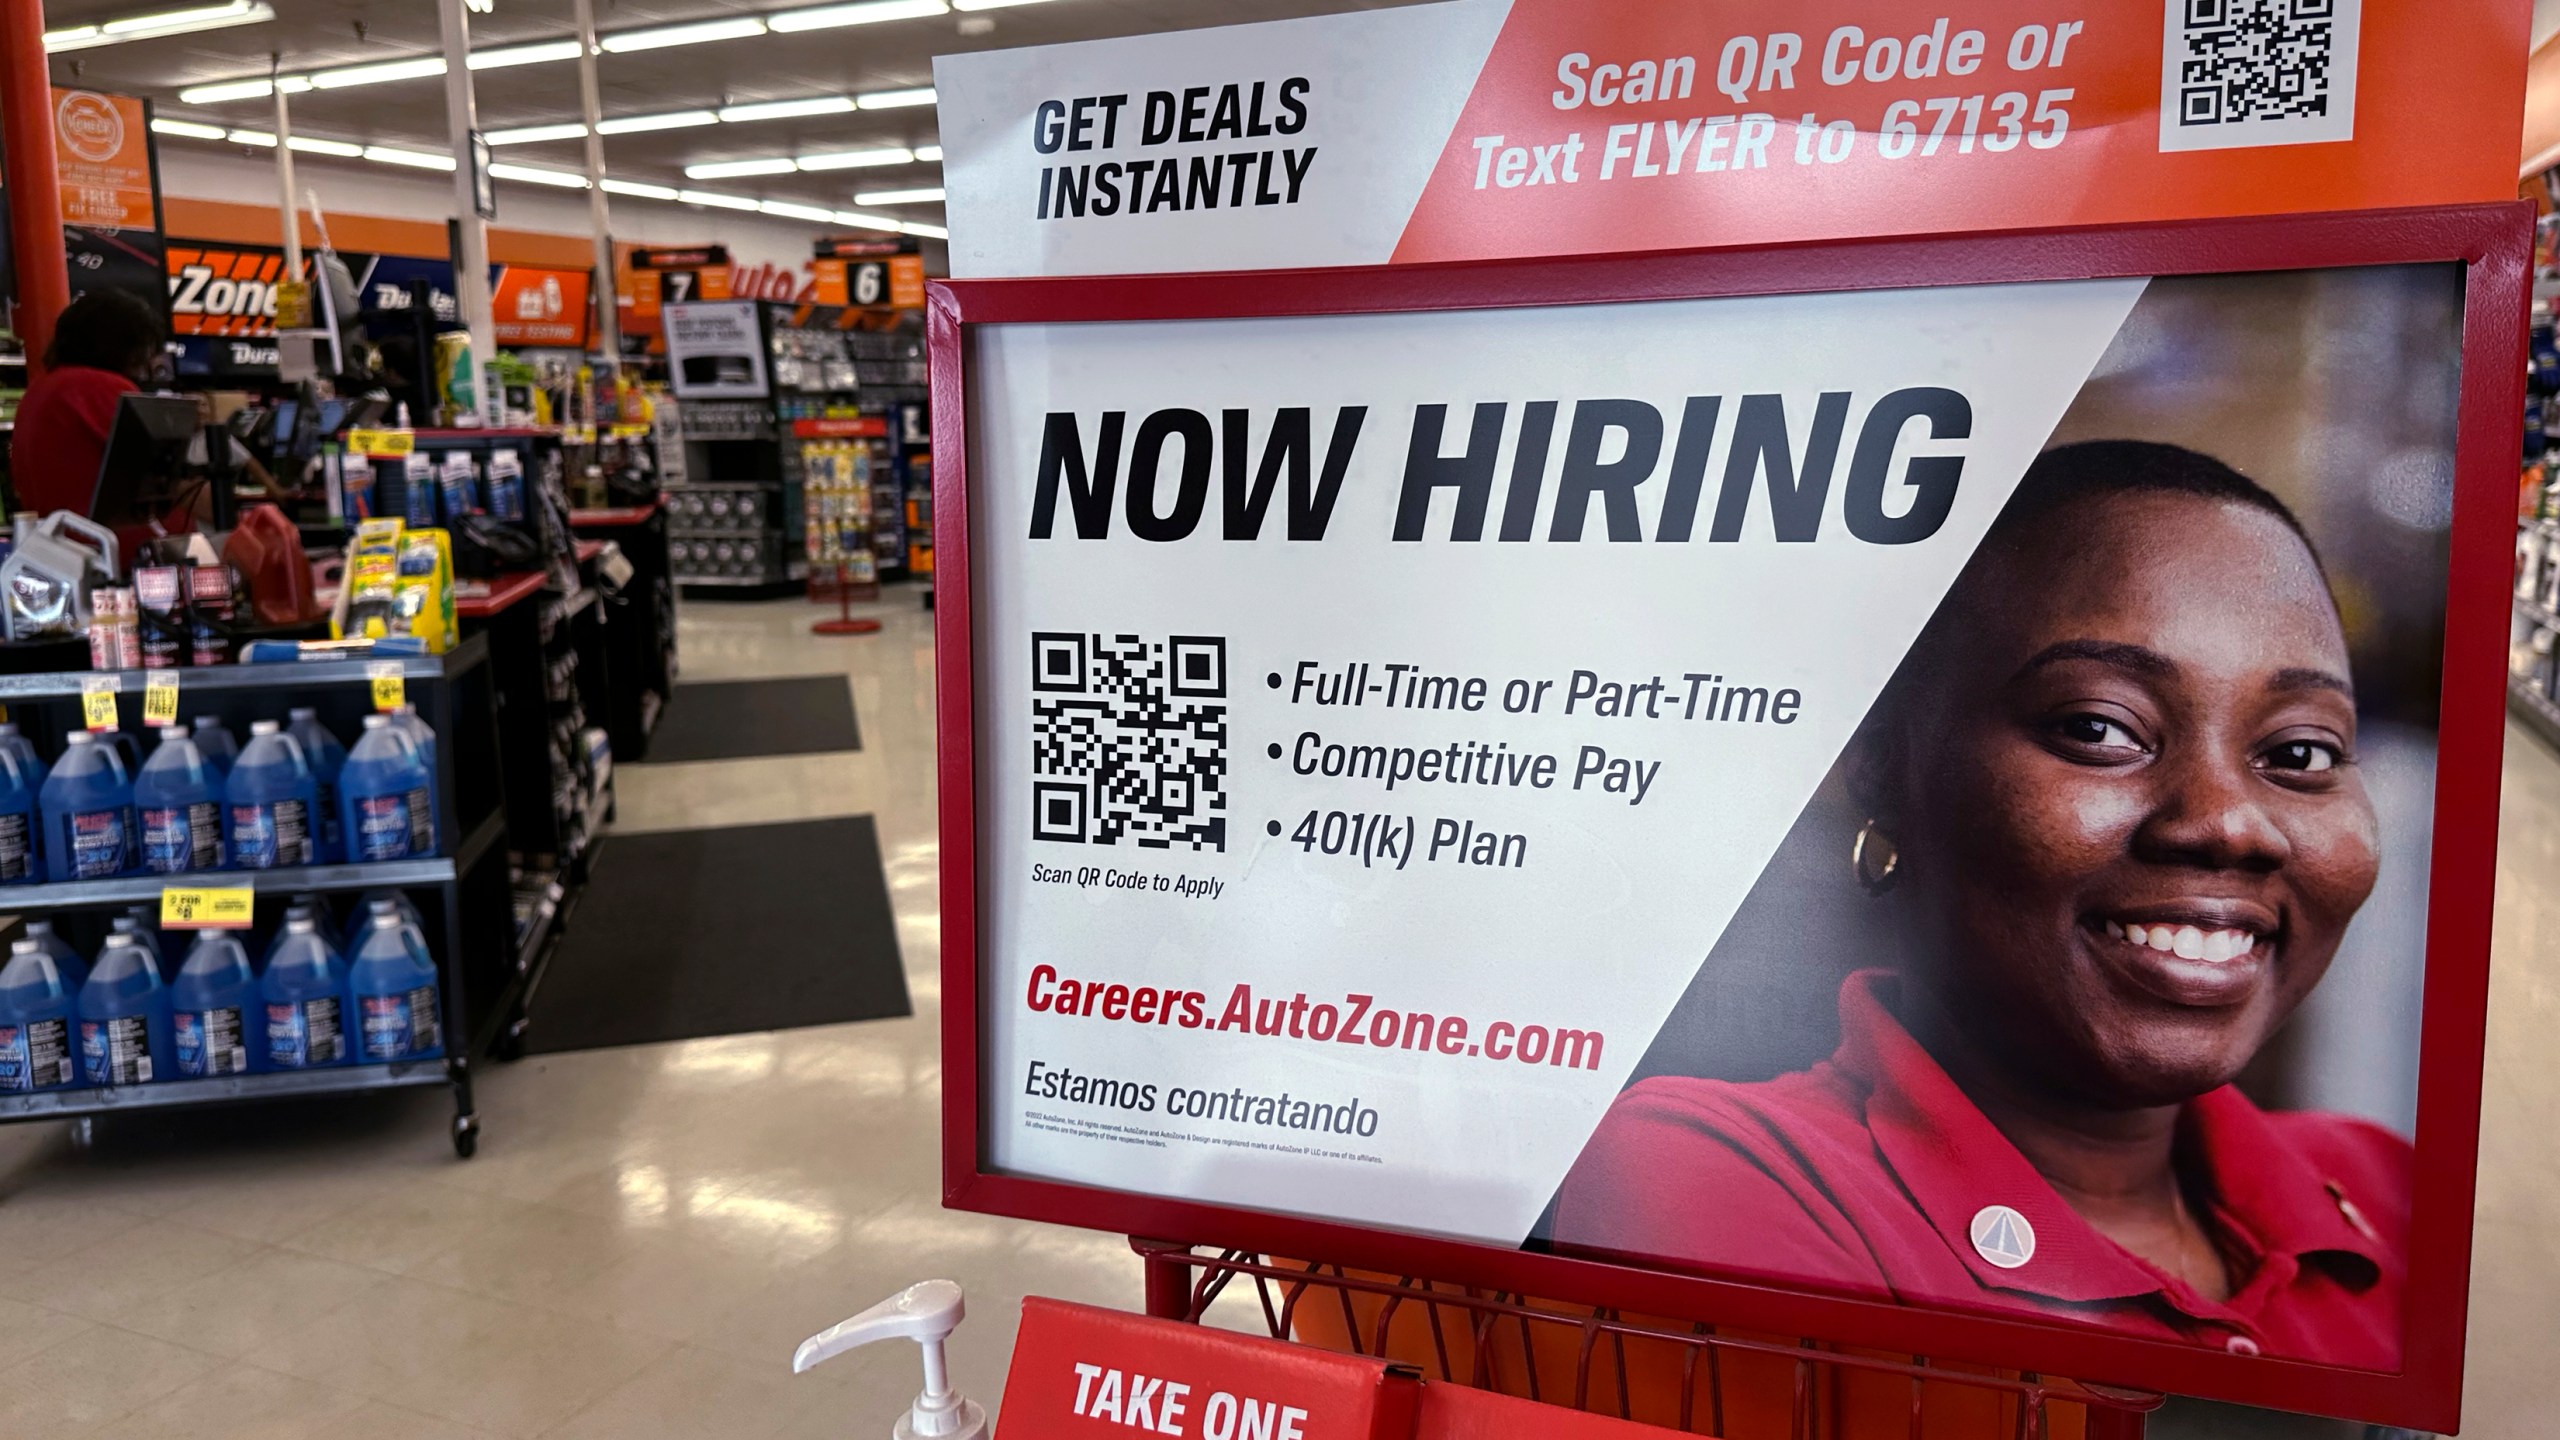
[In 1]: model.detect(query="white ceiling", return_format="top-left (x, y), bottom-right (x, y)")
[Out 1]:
top-left (47, 0), bottom-right (1431, 234)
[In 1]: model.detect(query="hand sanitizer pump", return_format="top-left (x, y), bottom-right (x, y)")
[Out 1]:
top-left (794, 1279), bottom-right (988, 1440)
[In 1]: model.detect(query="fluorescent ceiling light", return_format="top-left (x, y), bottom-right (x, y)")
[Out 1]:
top-left (600, 17), bottom-right (766, 52)
top-left (680, 189), bottom-right (763, 212)
top-left (178, 76), bottom-right (305, 104)
top-left (486, 122), bottom-right (590, 146)
top-left (899, 221), bottom-right (949, 240)
top-left (602, 177), bottom-right (682, 201)
top-left (596, 110), bottom-right (718, 136)
top-left (149, 118), bottom-right (229, 140)
top-left (488, 162), bottom-right (590, 188)
top-left (854, 186), bottom-right (944, 205)
top-left (225, 128), bottom-right (276, 146)
top-left (913, 144), bottom-right (942, 162)
top-left (364, 145), bottom-right (456, 170)
top-left (718, 97), bottom-right (855, 123)
top-left (855, 87), bottom-right (936, 110)
top-left (49, 1), bottom-right (274, 51)
top-left (286, 136), bottom-right (364, 157)
top-left (310, 55), bottom-right (448, 89)
top-left (770, 0), bottom-right (949, 31)
top-left (687, 157), bottom-right (799, 179)
top-left (797, 147), bottom-right (912, 171)
top-left (470, 40), bottom-right (583, 69)
top-left (831, 210), bottom-right (903, 232)
top-left (760, 200), bottom-right (840, 223)
top-left (954, 0), bottom-right (1062, 9)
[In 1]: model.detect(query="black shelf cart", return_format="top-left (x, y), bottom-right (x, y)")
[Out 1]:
top-left (0, 637), bottom-right (516, 1157)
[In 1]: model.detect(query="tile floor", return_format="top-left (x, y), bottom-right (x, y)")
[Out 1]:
top-left (0, 593), bottom-right (2548, 1438)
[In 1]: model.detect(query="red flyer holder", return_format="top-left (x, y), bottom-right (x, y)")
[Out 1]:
top-left (1003, 1297), bottom-right (1422, 1440)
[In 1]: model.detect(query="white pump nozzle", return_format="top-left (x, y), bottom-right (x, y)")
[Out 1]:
top-left (794, 1279), bottom-right (986, 1440)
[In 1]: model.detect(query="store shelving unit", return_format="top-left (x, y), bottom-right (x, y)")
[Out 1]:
top-left (0, 637), bottom-right (516, 1157)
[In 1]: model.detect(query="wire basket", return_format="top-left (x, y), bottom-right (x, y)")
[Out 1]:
top-left (1134, 1241), bottom-right (2162, 1440)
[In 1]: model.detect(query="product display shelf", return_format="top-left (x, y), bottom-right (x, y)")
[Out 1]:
top-left (571, 501), bottom-right (674, 762)
top-left (0, 637), bottom-right (513, 1156)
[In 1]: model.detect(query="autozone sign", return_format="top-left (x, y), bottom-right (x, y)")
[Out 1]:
top-left (165, 244), bottom-right (295, 337)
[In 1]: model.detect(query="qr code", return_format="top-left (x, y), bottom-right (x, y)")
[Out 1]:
top-left (2159, 0), bottom-right (2359, 153)
top-left (1030, 632), bottom-right (1227, 851)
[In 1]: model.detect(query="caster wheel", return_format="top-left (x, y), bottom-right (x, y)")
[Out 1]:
top-left (451, 1115), bottom-right (480, 1159)
top-left (491, 1019), bottom-right (528, 1063)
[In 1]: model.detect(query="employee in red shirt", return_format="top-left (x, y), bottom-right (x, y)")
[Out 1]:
top-left (1555, 441), bottom-right (2407, 1369)
top-left (11, 288), bottom-right (166, 518)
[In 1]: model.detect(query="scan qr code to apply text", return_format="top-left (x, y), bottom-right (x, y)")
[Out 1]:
top-left (2158, 0), bottom-right (2360, 154)
top-left (1031, 633), bottom-right (1228, 852)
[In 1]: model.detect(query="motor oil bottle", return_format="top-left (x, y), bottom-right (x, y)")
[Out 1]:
top-left (39, 732), bottom-right (132, 881)
top-left (78, 932), bottom-right (171, 1087)
top-left (348, 900), bottom-right (442, 1063)
top-left (135, 729), bottom-right (225, 874)
top-left (0, 939), bottom-right (77, 1092)
top-left (226, 721), bottom-right (317, 870)
top-left (261, 914), bottom-right (347, 1069)
top-left (171, 930), bottom-right (258, 1077)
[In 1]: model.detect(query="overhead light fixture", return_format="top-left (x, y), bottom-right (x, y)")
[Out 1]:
top-left (770, 0), bottom-right (949, 31)
top-left (718, 97), bottom-right (855, 123)
top-left (913, 144), bottom-right (943, 162)
top-left (178, 76), bottom-right (307, 104)
top-left (310, 55), bottom-right (449, 89)
top-left (364, 145), bottom-right (456, 171)
top-left (596, 110), bottom-right (719, 136)
top-left (600, 17), bottom-right (766, 52)
top-left (798, 146), bottom-right (913, 171)
top-left (854, 186), bottom-right (944, 205)
top-left (832, 210), bottom-right (903, 232)
top-left (470, 39), bottom-right (583, 69)
top-left (486, 122), bottom-right (590, 146)
top-left (489, 162), bottom-right (591, 188)
top-left (855, 87), bottom-right (936, 110)
top-left (602, 178), bottom-right (682, 201)
top-left (760, 200), bottom-right (840, 223)
top-left (48, 1), bottom-right (274, 51)
top-left (225, 128), bottom-right (277, 146)
top-left (285, 136), bottom-right (364, 157)
top-left (680, 189), bottom-right (763, 212)
top-left (953, 0), bottom-right (1062, 9)
top-left (687, 158), bottom-right (798, 179)
top-left (899, 221), bottom-right (949, 240)
top-left (149, 118), bottom-right (229, 140)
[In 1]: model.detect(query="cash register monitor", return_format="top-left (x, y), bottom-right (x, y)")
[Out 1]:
top-left (88, 393), bottom-right (204, 526)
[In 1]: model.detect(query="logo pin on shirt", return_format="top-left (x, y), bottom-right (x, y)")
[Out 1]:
top-left (1970, 1205), bottom-right (2036, 1269)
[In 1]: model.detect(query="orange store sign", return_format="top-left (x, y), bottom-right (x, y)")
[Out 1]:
top-left (52, 88), bottom-right (155, 232)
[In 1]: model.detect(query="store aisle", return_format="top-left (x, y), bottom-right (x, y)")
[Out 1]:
top-left (0, 596), bottom-right (2553, 1438)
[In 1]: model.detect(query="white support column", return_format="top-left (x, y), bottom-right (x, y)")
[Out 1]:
top-left (436, 0), bottom-right (501, 426)
top-left (270, 67), bottom-right (300, 275)
top-left (573, 0), bottom-right (621, 369)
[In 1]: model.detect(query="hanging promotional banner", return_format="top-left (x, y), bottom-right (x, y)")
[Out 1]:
top-left (52, 89), bottom-right (155, 232)
top-left (935, 209), bottom-right (2528, 1431)
top-left (491, 264), bottom-right (592, 347)
top-left (934, 0), bottom-right (2526, 278)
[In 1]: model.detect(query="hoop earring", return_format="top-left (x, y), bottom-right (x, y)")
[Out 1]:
top-left (1852, 819), bottom-right (1900, 896)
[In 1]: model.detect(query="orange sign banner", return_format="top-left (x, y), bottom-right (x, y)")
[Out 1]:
top-left (52, 88), bottom-right (154, 232)
top-left (491, 264), bottom-right (592, 347)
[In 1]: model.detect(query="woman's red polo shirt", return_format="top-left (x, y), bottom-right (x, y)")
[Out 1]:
top-left (1553, 971), bottom-right (2408, 1367)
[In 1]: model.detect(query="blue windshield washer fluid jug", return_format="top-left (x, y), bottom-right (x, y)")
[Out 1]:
top-left (226, 721), bottom-right (317, 870)
top-left (171, 930), bottom-right (258, 1077)
top-left (340, 715), bottom-right (434, 862)
top-left (261, 914), bottom-right (347, 1069)
top-left (191, 717), bottom-right (239, 779)
top-left (0, 939), bottom-right (78, 1092)
top-left (286, 707), bottom-right (347, 863)
top-left (348, 900), bottom-right (442, 1063)
top-left (40, 732), bottom-right (132, 881)
top-left (78, 932), bottom-right (171, 1087)
top-left (135, 729), bottom-right (225, 874)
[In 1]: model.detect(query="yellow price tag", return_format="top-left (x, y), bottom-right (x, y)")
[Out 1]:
top-left (347, 428), bottom-right (416, 459)
top-left (143, 670), bottom-right (179, 727)
top-left (79, 674), bottom-right (118, 731)
top-left (369, 661), bottom-right (405, 712)
top-left (161, 886), bottom-right (255, 930)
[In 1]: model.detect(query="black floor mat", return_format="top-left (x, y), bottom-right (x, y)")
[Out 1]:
top-left (525, 816), bottom-right (910, 1055)
top-left (641, 677), bottom-right (861, 763)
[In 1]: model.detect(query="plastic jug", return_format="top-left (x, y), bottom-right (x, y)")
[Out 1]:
top-left (192, 717), bottom-right (240, 779)
top-left (342, 888), bottom-right (424, 952)
top-left (286, 708), bottom-right (347, 863)
top-left (340, 715), bottom-right (434, 862)
top-left (226, 720), bottom-right (318, 870)
top-left (0, 939), bottom-right (78, 1093)
top-left (135, 729), bottom-right (226, 874)
top-left (392, 705), bottom-right (440, 846)
top-left (28, 512), bottom-right (118, 584)
top-left (261, 914), bottom-right (347, 1069)
top-left (40, 731), bottom-right (133, 881)
top-left (222, 503), bottom-right (317, 626)
top-left (109, 915), bottom-right (162, 970)
top-left (348, 900), bottom-right (442, 1063)
top-left (0, 530), bottom-right (96, 640)
top-left (0, 745), bottom-right (37, 883)
top-left (0, 722), bottom-right (49, 792)
top-left (22, 919), bottom-right (86, 992)
top-left (78, 932), bottom-right (171, 1087)
top-left (171, 930), bottom-right (258, 1077)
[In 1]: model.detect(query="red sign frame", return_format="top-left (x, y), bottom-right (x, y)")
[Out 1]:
top-left (929, 202), bottom-right (2530, 1433)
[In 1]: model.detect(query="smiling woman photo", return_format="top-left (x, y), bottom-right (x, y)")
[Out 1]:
top-left (1552, 439), bottom-right (2409, 1368)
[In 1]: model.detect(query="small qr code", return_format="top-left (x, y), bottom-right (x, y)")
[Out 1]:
top-left (2159, 0), bottom-right (2359, 154)
top-left (1030, 632), bottom-right (1228, 852)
